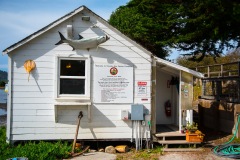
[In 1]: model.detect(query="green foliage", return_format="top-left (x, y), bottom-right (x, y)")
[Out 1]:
top-left (109, 0), bottom-right (176, 58)
top-left (109, 0), bottom-right (240, 60)
top-left (176, 49), bottom-right (240, 69)
top-left (0, 70), bottom-right (7, 82)
top-left (133, 146), bottom-right (163, 159)
top-left (0, 127), bottom-right (72, 160)
top-left (0, 81), bottom-right (6, 87)
top-left (168, 0), bottom-right (240, 61)
top-left (193, 85), bottom-right (202, 101)
top-left (116, 146), bottom-right (163, 160)
top-left (186, 122), bottom-right (198, 133)
top-left (149, 146), bottom-right (163, 154)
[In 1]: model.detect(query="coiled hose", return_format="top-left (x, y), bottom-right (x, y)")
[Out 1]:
top-left (212, 114), bottom-right (240, 158)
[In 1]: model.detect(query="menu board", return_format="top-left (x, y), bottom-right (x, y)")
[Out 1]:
top-left (93, 64), bottom-right (133, 103)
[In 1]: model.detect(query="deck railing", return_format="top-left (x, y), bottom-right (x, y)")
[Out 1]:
top-left (195, 61), bottom-right (240, 78)
top-left (195, 61), bottom-right (240, 103)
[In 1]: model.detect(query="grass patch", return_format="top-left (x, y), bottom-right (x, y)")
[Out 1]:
top-left (0, 126), bottom-right (73, 160)
top-left (116, 146), bottom-right (163, 160)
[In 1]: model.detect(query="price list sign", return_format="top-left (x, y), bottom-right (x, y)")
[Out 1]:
top-left (93, 64), bottom-right (133, 103)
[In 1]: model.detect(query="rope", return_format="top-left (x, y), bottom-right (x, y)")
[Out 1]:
top-left (212, 114), bottom-right (240, 158)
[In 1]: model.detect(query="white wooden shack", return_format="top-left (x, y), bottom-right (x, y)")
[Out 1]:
top-left (3, 6), bottom-right (203, 143)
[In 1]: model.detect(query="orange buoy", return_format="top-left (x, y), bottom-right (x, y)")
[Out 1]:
top-left (24, 60), bottom-right (36, 81)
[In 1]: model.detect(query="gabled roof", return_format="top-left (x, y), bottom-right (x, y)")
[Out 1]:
top-left (155, 57), bottom-right (204, 78)
top-left (2, 5), bottom-right (152, 56)
top-left (2, 5), bottom-right (204, 78)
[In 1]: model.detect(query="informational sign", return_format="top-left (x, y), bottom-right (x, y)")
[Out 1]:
top-left (137, 81), bottom-right (147, 95)
top-left (181, 71), bottom-right (193, 110)
top-left (93, 64), bottom-right (133, 103)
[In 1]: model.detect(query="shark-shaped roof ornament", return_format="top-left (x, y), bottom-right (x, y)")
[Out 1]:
top-left (55, 31), bottom-right (110, 51)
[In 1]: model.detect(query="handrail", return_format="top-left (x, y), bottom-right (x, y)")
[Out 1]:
top-left (195, 61), bottom-right (240, 78)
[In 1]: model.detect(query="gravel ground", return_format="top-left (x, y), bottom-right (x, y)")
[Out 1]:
top-left (160, 148), bottom-right (233, 160)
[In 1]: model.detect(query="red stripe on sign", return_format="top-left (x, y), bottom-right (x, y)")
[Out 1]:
top-left (141, 98), bottom-right (148, 101)
top-left (138, 82), bottom-right (147, 86)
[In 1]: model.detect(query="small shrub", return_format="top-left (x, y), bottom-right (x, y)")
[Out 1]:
top-left (0, 127), bottom-right (72, 160)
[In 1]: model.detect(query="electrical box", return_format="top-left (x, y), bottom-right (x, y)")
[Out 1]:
top-left (121, 110), bottom-right (130, 120)
top-left (131, 104), bottom-right (145, 120)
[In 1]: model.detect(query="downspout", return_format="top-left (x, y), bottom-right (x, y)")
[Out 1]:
top-left (151, 56), bottom-right (156, 135)
top-left (6, 55), bottom-right (12, 143)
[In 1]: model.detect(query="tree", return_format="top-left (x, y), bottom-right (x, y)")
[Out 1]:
top-left (0, 70), bottom-right (7, 82)
top-left (176, 49), bottom-right (240, 69)
top-left (109, 0), bottom-right (240, 60)
top-left (109, 0), bottom-right (178, 58)
top-left (0, 81), bottom-right (6, 87)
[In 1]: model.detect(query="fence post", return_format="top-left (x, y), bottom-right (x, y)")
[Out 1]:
top-left (208, 66), bottom-right (210, 77)
top-left (238, 62), bottom-right (240, 103)
top-left (238, 61), bottom-right (240, 77)
top-left (221, 64), bottom-right (223, 77)
top-left (202, 80), bottom-right (206, 97)
top-left (216, 81), bottom-right (221, 101)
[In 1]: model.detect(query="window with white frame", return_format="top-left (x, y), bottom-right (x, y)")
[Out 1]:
top-left (57, 58), bottom-right (89, 97)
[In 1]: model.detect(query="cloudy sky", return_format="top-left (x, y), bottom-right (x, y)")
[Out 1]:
top-left (0, 0), bottom-right (130, 71)
top-left (0, 0), bottom-right (179, 72)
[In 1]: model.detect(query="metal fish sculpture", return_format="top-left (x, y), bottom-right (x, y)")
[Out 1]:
top-left (55, 31), bottom-right (110, 51)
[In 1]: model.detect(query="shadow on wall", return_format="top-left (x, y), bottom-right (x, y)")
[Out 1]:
top-left (198, 99), bottom-right (235, 134)
top-left (56, 104), bottom-right (132, 139)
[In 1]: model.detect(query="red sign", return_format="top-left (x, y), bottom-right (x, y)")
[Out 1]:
top-left (138, 82), bottom-right (147, 86)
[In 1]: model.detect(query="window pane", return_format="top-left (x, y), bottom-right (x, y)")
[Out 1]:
top-left (60, 79), bottom-right (85, 94)
top-left (60, 60), bottom-right (85, 76)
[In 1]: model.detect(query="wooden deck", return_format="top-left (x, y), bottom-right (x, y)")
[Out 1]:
top-left (154, 125), bottom-right (202, 151)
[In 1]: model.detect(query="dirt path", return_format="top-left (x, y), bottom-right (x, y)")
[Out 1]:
top-left (160, 148), bottom-right (232, 160)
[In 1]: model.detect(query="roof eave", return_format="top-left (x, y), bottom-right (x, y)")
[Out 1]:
top-left (155, 57), bottom-right (204, 78)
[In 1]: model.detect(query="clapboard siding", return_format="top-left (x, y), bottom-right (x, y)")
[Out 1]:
top-left (91, 57), bottom-right (150, 64)
top-left (12, 133), bottom-right (132, 141)
top-left (12, 98), bottom-right (54, 104)
top-left (9, 9), bottom-right (151, 141)
top-left (12, 86), bottom-right (53, 92)
top-left (13, 63), bottom-right (55, 70)
top-left (12, 104), bottom-right (53, 110)
top-left (12, 80), bottom-right (54, 86)
top-left (12, 49), bottom-right (150, 59)
top-left (13, 73), bottom-right (54, 80)
top-left (12, 120), bottom-right (131, 128)
top-left (12, 127), bottom-right (132, 135)
top-left (12, 91), bottom-right (53, 98)
top-left (13, 116), bottom-right (54, 122)
top-left (12, 109), bottom-right (54, 116)
top-left (13, 57), bottom-right (150, 68)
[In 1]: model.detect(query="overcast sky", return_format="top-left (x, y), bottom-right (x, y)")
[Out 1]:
top-left (0, 0), bottom-right (179, 72)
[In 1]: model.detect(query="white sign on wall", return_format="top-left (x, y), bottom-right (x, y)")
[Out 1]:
top-left (93, 64), bottom-right (133, 103)
top-left (137, 81), bottom-right (147, 95)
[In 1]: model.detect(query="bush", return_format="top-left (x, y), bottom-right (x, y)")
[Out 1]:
top-left (0, 127), bottom-right (72, 160)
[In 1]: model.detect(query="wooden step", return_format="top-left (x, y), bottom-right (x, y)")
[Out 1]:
top-left (163, 148), bottom-right (204, 152)
top-left (155, 132), bottom-right (186, 137)
top-left (158, 140), bottom-right (201, 144)
top-left (158, 140), bottom-right (202, 149)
